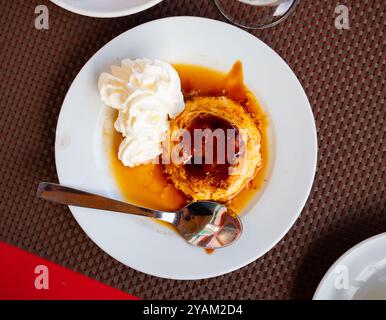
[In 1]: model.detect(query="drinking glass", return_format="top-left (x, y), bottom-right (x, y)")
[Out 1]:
top-left (214, 0), bottom-right (299, 29)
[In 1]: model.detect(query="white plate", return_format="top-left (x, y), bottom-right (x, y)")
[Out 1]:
top-left (51, 0), bottom-right (164, 18)
top-left (314, 233), bottom-right (386, 300)
top-left (55, 17), bottom-right (317, 280)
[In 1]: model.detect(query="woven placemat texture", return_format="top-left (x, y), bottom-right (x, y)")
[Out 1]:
top-left (0, 0), bottom-right (384, 299)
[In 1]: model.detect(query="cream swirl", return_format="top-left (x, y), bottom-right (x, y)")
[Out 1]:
top-left (98, 58), bottom-right (184, 167)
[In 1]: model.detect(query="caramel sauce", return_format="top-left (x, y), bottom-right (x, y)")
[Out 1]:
top-left (109, 135), bottom-right (186, 213)
top-left (205, 249), bottom-right (215, 255)
top-left (108, 61), bottom-right (268, 233)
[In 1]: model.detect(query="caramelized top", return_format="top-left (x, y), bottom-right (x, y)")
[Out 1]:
top-left (184, 115), bottom-right (240, 185)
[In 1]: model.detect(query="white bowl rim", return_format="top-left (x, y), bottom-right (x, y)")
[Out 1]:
top-left (50, 0), bottom-right (164, 18)
top-left (313, 232), bottom-right (386, 300)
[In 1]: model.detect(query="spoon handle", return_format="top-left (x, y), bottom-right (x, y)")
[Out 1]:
top-left (37, 182), bottom-right (172, 221)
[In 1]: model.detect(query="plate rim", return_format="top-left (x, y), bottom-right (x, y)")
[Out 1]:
top-left (50, 0), bottom-right (164, 18)
top-left (55, 16), bottom-right (318, 280)
top-left (313, 232), bottom-right (386, 300)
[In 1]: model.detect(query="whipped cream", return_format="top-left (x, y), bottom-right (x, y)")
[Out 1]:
top-left (98, 58), bottom-right (185, 167)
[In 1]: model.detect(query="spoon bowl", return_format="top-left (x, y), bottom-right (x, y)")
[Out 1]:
top-left (177, 201), bottom-right (242, 249)
top-left (37, 182), bottom-right (242, 249)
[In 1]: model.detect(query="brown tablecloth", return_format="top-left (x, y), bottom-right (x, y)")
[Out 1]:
top-left (0, 0), bottom-right (384, 299)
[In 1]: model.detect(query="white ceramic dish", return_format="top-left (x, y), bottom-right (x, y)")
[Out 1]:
top-left (55, 17), bottom-right (317, 280)
top-left (50, 0), bottom-right (164, 18)
top-left (314, 233), bottom-right (386, 300)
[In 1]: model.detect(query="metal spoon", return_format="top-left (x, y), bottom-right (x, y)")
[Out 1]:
top-left (37, 182), bottom-right (242, 249)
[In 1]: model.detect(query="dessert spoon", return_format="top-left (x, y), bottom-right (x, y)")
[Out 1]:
top-left (37, 182), bottom-right (242, 249)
